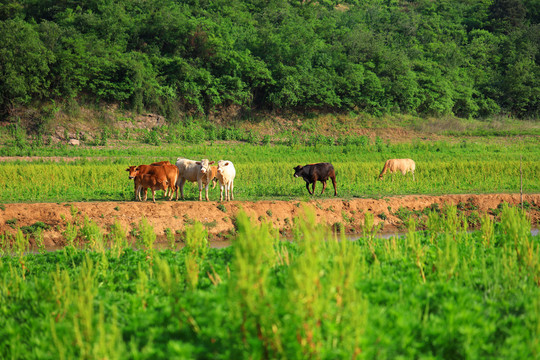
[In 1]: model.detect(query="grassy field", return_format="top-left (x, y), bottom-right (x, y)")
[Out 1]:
top-left (0, 136), bottom-right (539, 203)
top-left (1, 118), bottom-right (539, 359)
top-left (0, 205), bottom-right (539, 359)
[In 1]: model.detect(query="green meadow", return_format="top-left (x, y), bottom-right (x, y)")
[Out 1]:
top-left (1, 205), bottom-right (539, 359)
top-left (0, 136), bottom-right (539, 203)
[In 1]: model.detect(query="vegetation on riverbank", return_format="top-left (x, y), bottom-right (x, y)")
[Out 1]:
top-left (0, 136), bottom-right (538, 203)
top-left (2, 0), bottom-right (539, 126)
top-left (1, 205), bottom-right (539, 359)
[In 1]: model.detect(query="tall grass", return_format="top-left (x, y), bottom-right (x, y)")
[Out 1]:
top-left (0, 206), bottom-right (539, 359)
top-left (0, 140), bottom-right (538, 202)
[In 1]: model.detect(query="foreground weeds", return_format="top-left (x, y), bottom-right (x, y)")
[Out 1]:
top-left (0, 206), bottom-right (539, 359)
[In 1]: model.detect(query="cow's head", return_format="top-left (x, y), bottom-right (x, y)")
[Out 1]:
top-left (293, 165), bottom-right (303, 178)
top-left (126, 166), bottom-right (138, 179)
top-left (217, 161), bottom-right (231, 175)
top-left (197, 159), bottom-right (214, 175)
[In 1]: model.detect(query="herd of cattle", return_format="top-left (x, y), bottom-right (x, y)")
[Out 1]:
top-left (125, 158), bottom-right (415, 202)
top-left (126, 158), bottom-right (236, 202)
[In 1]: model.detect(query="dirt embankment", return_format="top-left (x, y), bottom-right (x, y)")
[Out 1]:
top-left (1, 193), bottom-right (539, 249)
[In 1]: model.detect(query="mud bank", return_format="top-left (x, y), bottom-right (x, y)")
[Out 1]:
top-left (1, 193), bottom-right (539, 249)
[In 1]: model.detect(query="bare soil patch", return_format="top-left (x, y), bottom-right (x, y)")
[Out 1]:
top-left (1, 193), bottom-right (538, 250)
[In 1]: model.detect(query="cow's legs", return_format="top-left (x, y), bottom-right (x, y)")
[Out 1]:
top-left (230, 181), bottom-right (234, 201)
top-left (138, 186), bottom-right (147, 201)
top-left (311, 181), bottom-right (317, 195)
top-left (321, 180), bottom-right (327, 195)
top-left (220, 184), bottom-right (224, 202)
top-left (173, 180), bottom-right (179, 200)
top-left (305, 182), bottom-right (313, 195)
top-left (204, 183), bottom-right (209, 201)
top-left (331, 176), bottom-right (337, 196)
top-left (166, 182), bottom-right (175, 199)
top-left (138, 186), bottom-right (146, 201)
top-left (151, 189), bottom-right (156, 203)
top-left (198, 180), bottom-right (203, 201)
top-left (179, 178), bottom-right (186, 199)
top-left (168, 183), bottom-right (176, 201)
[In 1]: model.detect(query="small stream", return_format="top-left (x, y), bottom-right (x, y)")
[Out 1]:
top-left (13, 228), bottom-right (540, 254)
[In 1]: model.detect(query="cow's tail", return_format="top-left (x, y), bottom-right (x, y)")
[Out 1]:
top-left (170, 168), bottom-right (179, 200)
top-left (379, 160), bottom-right (390, 180)
top-left (172, 169), bottom-right (179, 190)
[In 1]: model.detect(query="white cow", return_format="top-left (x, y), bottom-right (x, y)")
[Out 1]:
top-left (216, 160), bottom-right (236, 201)
top-left (175, 158), bottom-right (214, 200)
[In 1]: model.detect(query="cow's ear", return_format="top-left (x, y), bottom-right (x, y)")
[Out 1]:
top-left (224, 162), bottom-right (230, 166)
top-left (209, 161), bottom-right (215, 164)
top-left (196, 161), bottom-right (201, 165)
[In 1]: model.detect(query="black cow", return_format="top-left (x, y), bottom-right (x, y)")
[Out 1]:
top-left (293, 162), bottom-right (337, 196)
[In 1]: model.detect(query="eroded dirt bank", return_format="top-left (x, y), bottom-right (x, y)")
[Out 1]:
top-left (1, 193), bottom-right (539, 249)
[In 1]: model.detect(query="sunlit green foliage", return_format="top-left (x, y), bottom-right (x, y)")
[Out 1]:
top-left (0, 208), bottom-right (539, 358)
top-left (0, 138), bottom-right (538, 202)
top-left (0, 0), bottom-right (538, 118)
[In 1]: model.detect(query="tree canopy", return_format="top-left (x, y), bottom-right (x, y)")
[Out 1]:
top-left (1, 0), bottom-right (538, 119)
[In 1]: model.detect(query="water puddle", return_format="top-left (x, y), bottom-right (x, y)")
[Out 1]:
top-left (9, 228), bottom-right (540, 255)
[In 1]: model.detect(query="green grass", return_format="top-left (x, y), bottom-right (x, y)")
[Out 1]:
top-left (0, 205), bottom-right (538, 359)
top-left (0, 138), bottom-right (539, 202)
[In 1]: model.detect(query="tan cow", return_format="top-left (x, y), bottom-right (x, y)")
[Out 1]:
top-left (135, 172), bottom-right (169, 203)
top-left (201, 165), bottom-right (219, 193)
top-left (378, 158), bottom-right (416, 181)
top-left (175, 158), bottom-right (215, 201)
top-left (216, 160), bottom-right (236, 201)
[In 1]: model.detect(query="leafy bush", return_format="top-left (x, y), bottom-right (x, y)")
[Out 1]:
top-left (143, 129), bottom-right (162, 146)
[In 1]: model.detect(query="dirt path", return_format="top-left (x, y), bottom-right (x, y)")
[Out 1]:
top-left (1, 193), bottom-right (539, 249)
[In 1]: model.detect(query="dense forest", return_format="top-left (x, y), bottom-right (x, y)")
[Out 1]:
top-left (0, 0), bottom-right (539, 122)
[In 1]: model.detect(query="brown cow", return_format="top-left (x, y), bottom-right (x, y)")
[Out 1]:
top-left (151, 161), bottom-right (172, 166)
top-left (126, 162), bottom-right (178, 200)
top-left (156, 164), bottom-right (179, 200)
top-left (135, 173), bottom-right (169, 203)
top-left (150, 160), bottom-right (176, 200)
top-left (150, 160), bottom-right (173, 200)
